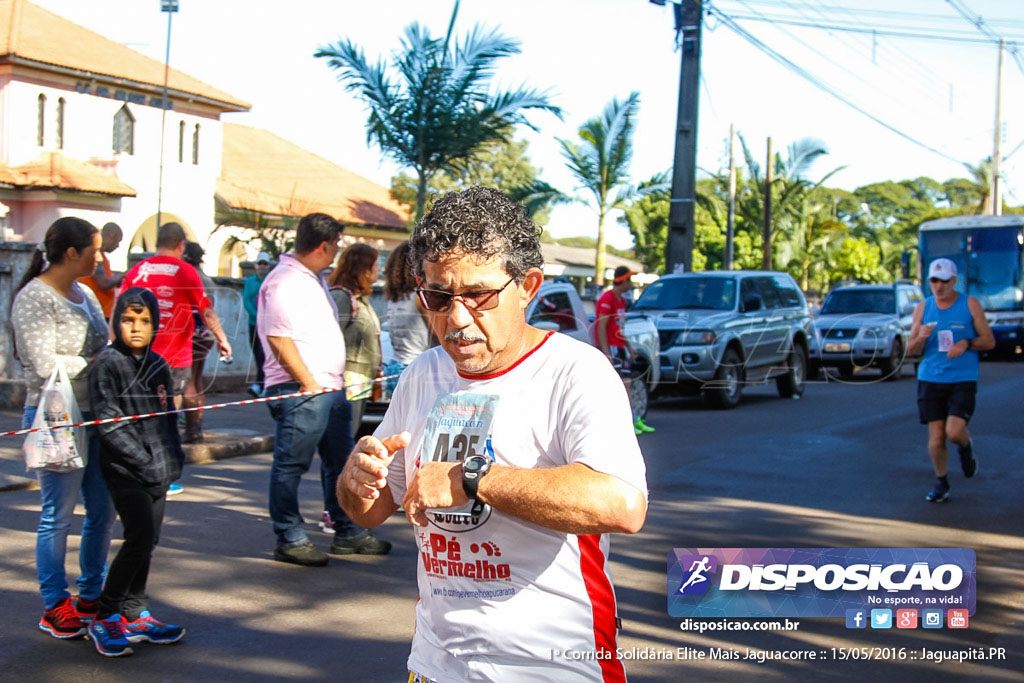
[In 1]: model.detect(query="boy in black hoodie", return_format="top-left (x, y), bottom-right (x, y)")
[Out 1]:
top-left (86, 287), bottom-right (186, 657)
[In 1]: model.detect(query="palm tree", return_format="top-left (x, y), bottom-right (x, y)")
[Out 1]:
top-left (558, 92), bottom-right (641, 285)
top-left (315, 1), bottom-right (560, 220)
top-left (963, 157), bottom-right (994, 214)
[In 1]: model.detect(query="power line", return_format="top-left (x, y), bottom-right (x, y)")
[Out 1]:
top-left (946, 0), bottom-right (1024, 80)
top-left (705, 4), bottom-right (966, 166)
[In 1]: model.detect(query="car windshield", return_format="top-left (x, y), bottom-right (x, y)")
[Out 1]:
top-left (821, 289), bottom-right (894, 315)
top-left (633, 277), bottom-right (736, 311)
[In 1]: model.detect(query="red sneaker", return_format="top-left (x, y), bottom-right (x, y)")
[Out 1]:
top-left (39, 596), bottom-right (86, 639)
top-left (74, 596), bottom-right (99, 623)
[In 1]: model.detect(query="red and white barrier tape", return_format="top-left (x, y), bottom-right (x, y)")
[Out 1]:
top-left (0, 374), bottom-right (397, 439)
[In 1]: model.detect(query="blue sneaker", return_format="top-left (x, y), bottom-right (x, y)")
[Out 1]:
top-left (88, 615), bottom-right (134, 657)
top-left (167, 482), bottom-right (183, 496)
top-left (121, 610), bottom-right (185, 644)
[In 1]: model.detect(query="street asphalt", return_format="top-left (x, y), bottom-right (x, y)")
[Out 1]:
top-left (0, 360), bottom-right (1022, 682)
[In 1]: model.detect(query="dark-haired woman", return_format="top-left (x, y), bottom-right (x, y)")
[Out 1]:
top-left (328, 243), bottom-right (381, 434)
top-left (382, 241), bottom-right (432, 396)
top-left (11, 217), bottom-right (114, 639)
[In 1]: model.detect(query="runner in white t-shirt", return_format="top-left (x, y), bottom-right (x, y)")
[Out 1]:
top-left (339, 187), bottom-right (648, 683)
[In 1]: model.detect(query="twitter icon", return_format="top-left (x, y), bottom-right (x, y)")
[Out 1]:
top-left (871, 609), bottom-right (892, 629)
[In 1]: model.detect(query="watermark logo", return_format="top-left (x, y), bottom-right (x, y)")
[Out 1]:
top-left (896, 609), bottom-right (918, 629)
top-left (948, 609), bottom-right (969, 629)
top-left (676, 555), bottom-right (718, 596)
top-left (845, 609), bottom-right (866, 629)
top-left (870, 609), bottom-right (892, 629)
top-left (922, 609), bottom-right (944, 628)
top-left (668, 548), bottom-right (975, 619)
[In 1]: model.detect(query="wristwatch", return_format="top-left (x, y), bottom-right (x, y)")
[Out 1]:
top-left (965, 338), bottom-right (973, 350)
top-left (461, 454), bottom-right (492, 500)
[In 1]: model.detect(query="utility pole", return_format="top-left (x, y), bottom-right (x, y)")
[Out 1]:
top-left (725, 123), bottom-right (736, 270)
top-left (762, 136), bottom-right (773, 270)
top-left (665, 0), bottom-right (702, 275)
top-left (991, 38), bottom-right (1004, 216)
top-left (156, 0), bottom-right (178, 234)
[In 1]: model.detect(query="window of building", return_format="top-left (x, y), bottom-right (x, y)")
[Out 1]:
top-left (37, 94), bottom-right (46, 146)
top-left (113, 105), bottom-right (134, 155)
top-left (178, 120), bottom-right (185, 162)
top-left (192, 124), bottom-right (200, 164)
top-left (56, 98), bottom-right (65, 149)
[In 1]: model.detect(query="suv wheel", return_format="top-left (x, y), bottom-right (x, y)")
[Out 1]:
top-left (776, 343), bottom-right (807, 398)
top-left (879, 338), bottom-right (904, 381)
top-left (628, 371), bottom-right (649, 421)
top-left (705, 348), bottom-right (744, 409)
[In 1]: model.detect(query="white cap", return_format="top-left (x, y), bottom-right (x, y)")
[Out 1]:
top-left (928, 258), bottom-right (957, 281)
top-left (256, 251), bottom-right (272, 264)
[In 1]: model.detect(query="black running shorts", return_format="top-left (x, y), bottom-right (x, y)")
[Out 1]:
top-left (917, 380), bottom-right (977, 424)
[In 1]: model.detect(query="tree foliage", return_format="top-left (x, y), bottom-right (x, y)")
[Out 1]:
top-left (559, 92), bottom-right (641, 285)
top-left (315, 1), bottom-right (560, 220)
top-left (390, 135), bottom-right (560, 225)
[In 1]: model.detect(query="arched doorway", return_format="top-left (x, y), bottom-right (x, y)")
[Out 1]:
top-left (128, 212), bottom-right (198, 252)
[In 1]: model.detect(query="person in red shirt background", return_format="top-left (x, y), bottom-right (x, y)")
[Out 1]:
top-left (119, 223), bottom-right (231, 413)
top-left (594, 265), bottom-right (654, 435)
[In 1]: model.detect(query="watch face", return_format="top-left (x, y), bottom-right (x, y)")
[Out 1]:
top-left (464, 457), bottom-right (486, 474)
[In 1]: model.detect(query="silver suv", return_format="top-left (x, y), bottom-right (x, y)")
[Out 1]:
top-left (631, 271), bottom-right (813, 409)
top-left (809, 282), bottom-right (923, 380)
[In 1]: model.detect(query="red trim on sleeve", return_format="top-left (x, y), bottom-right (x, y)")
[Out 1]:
top-left (578, 534), bottom-right (626, 683)
top-left (456, 330), bottom-right (555, 380)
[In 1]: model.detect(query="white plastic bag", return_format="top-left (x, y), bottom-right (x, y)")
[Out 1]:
top-left (23, 362), bottom-right (87, 472)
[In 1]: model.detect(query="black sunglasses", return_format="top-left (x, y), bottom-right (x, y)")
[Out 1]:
top-left (416, 277), bottom-right (516, 312)
top-left (929, 277), bottom-right (951, 284)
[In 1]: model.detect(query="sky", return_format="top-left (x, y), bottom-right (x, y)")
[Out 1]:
top-left (32, 0), bottom-right (1024, 250)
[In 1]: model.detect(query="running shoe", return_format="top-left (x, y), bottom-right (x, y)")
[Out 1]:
top-left (73, 595), bottom-right (99, 623)
top-left (924, 480), bottom-right (950, 503)
top-left (958, 439), bottom-right (978, 478)
top-left (634, 417), bottom-right (655, 433)
top-left (39, 596), bottom-right (86, 639)
top-left (88, 615), bottom-right (134, 657)
top-left (167, 482), bottom-right (183, 496)
top-left (274, 541), bottom-right (330, 566)
top-left (121, 611), bottom-right (185, 644)
top-left (318, 510), bottom-right (335, 534)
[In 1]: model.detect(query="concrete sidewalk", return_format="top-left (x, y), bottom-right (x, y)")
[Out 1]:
top-left (0, 392), bottom-right (275, 492)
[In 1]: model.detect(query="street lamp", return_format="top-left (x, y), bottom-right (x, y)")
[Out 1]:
top-left (156, 0), bottom-right (179, 234)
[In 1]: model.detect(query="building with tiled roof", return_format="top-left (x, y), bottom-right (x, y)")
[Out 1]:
top-left (0, 0), bottom-right (410, 276)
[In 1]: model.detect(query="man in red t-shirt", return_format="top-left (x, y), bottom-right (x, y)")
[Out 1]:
top-left (594, 265), bottom-right (654, 435)
top-left (120, 223), bottom-right (232, 407)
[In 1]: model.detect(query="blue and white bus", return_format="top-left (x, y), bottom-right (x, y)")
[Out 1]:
top-left (918, 215), bottom-right (1024, 354)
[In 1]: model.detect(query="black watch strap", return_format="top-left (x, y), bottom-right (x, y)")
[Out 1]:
top-left (461, 455), bottom-right (491, 500)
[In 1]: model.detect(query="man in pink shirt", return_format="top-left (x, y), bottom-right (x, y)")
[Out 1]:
top-left (257, 213), bottom-right (390, 566)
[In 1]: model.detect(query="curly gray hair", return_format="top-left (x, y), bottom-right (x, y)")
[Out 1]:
top-left (408, 186), bottom-right (543, 282)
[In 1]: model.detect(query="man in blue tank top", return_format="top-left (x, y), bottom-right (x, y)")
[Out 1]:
top-left (907, 258), bottom-right (994, 503)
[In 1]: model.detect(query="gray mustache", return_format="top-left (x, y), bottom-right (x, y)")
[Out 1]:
top-left (444, 331), bottom-right (486, 344)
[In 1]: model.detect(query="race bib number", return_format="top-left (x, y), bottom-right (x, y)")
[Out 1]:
top-left (938, 329), bottom-right (954, 352)
top-left (421, 392), bottom-right (498, 524)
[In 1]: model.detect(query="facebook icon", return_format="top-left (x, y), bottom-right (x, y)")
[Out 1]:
top-left (845, 609), bottom-right (867, 629)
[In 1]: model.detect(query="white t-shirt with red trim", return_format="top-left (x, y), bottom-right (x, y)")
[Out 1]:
top-left (376, 331), bottom-right (648, 683)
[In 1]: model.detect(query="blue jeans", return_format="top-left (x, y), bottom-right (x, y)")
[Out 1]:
top-left (24, 407), bottom-right (114, 610)
top-left (265, 383), bottom-right (362, 546)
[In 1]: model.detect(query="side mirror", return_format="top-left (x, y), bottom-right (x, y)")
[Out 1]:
top-left (901, 303), bottom-right (916, 316)
top-left (743, 295), bottom-right (763, 312)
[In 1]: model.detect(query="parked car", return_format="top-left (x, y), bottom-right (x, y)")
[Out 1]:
top-left (360, 281), bottom-right (661, 432)
top-left (809, 281), bottom-right (924, 380)
top-left (525, 280), bottom-right (661, 420)
top-left (631, 271), bottom-right (813, 409)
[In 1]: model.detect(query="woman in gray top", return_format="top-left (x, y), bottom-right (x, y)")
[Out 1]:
top-left (382, 242), bottom-right (432, 396)
top-left (10, 217), bottom-right (114, 639)
top-left (328, 243), bottom-right (381, 434)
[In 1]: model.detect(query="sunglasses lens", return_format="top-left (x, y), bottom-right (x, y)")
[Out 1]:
top-left (419, 290), bottom-right (453, 311)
